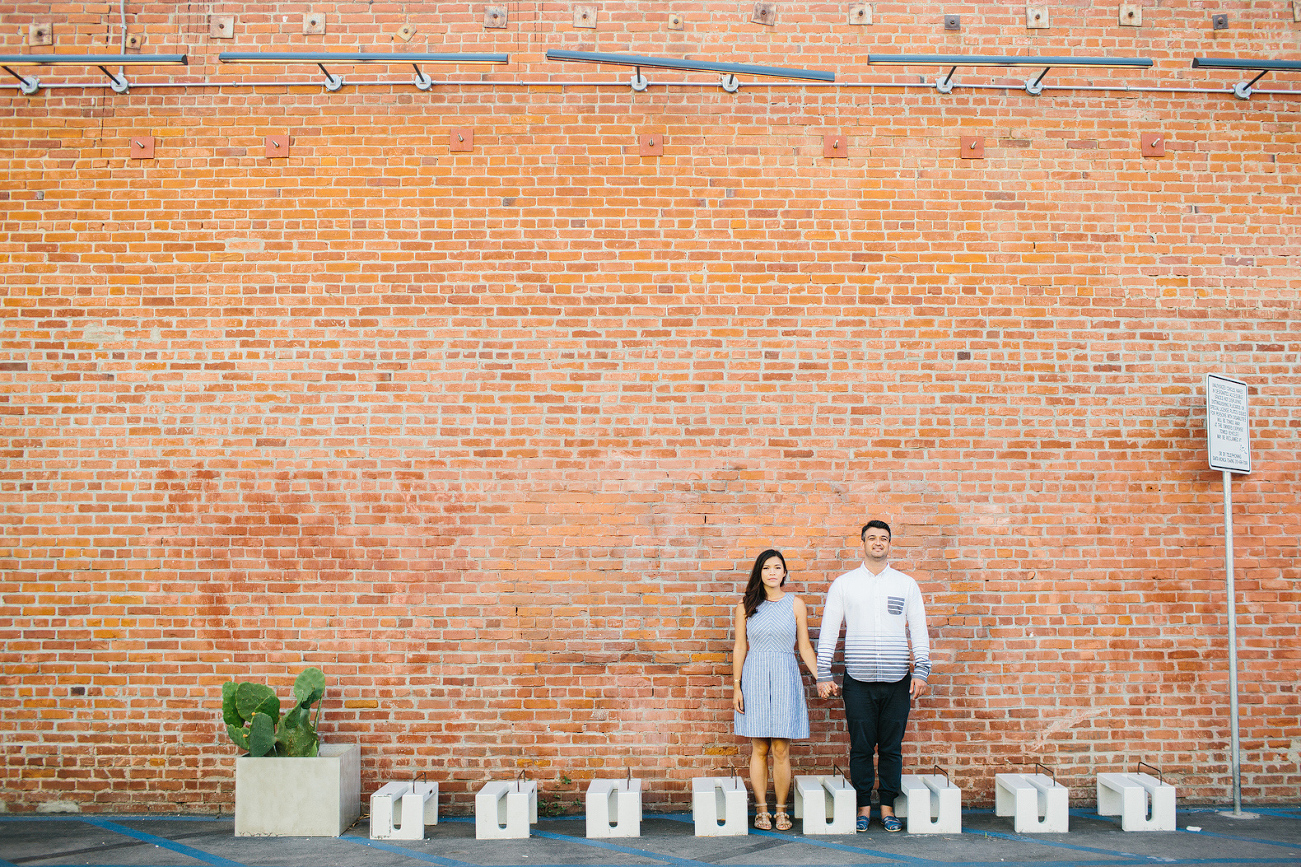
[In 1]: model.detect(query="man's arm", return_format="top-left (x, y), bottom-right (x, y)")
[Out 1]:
top-left (906, 579), bottom-right (931, 698)
top-left (815, 579), bottom-right (844, 695)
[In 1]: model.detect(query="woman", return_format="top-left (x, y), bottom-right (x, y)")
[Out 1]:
top-left (732, 548), bottom-right (818, 831)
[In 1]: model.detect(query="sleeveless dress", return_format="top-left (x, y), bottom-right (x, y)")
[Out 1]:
top-left (734, 594), bottom-right (810, 739)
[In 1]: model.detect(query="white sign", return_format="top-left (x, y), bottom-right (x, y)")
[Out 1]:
top-left (1206, 374), bottom-right (1250, 473)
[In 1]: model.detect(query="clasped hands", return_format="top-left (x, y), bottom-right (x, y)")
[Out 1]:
top-left (817, 679), bottom-right (928, 700)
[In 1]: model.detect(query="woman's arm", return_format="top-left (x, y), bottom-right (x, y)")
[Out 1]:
top-left (792, 596), bottom-right (819, 677)
top-left (732, 603), bottom-right (748, 713)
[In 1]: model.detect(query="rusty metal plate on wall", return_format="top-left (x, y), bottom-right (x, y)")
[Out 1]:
top-left (639, 133), bottom-right (664, 157)
top-left (450, 129), bottom-right (474, 152)
top-left (130, 136), bottom-right (155, 160)
top-left (210, 15), bottom-right (235, 38)
top-left (960, 136), bottom-right (984, 159)
top-left (752, 2), bottom-right (777, 26)
top-left (823, 135), bottom-right (847, 158)
top-left (1141, 133), bottom-right (1165, 157)
top-left (266, 135), bottom-right (290, 159)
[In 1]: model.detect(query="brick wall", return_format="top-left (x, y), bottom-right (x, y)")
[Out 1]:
top-left (1, 1), bottom-right (1298, 814)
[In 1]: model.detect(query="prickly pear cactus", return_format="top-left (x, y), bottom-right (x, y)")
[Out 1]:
top-left (221, 667), bottom-right (325, 757)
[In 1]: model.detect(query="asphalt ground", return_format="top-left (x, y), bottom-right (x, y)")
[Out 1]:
top-left (2, 806), bottom-right (1299, 867)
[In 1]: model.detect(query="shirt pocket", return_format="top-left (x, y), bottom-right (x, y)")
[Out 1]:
top-left (886, 595), bottom-right (905, 616)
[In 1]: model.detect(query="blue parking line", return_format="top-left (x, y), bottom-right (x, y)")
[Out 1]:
top-left (746, 827), bottom-right (930, 863)
top-left (343, 833), bottom-right (477, 867)
top-left (79, 818), bottom-right (248, 867)
top-left (910, 861), bottom-right (1299, 867)
top-left (970, 825), bottom-right (1156, 860)
top-left (1227, 807), bottom-right (1301, 819)
top-left (1180, 827), bottom-right (1301, 851)
top-left (651, 812), bottom-right (932, 863)
top-left (530, 828), bottom-right (708, 866)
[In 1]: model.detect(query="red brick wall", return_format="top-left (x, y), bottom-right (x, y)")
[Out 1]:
top-left (2, 1), bottom-right (1299, 814)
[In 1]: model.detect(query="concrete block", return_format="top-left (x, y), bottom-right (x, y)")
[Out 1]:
top-left (1096, 772), bottom-right (1176, 831)
top-left (475, 780), bottom-right (537, 839)
top-left (692, 776), bottom-right (748, 836)
top-left (894, 774), bottom-right (961, 834)
top-left (792, 774), bottom-right (856, 835)
top-left (995, 773), bottom-right (1068, 833)
top-left (235, 743), bottom-right (361, 837)
top-left (370, 781), bottom-right (438, 840)
top-left (585, 778), bottom-right (642, 838)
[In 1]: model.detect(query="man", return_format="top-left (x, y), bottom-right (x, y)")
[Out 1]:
top-left (816, 520), bottom-right (931, 833)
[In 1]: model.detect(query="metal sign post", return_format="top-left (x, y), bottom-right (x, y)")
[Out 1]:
top-left (1204, 374), bottom-right (1251, 818)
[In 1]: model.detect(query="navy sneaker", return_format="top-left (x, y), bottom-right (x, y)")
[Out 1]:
top-left (881, 814), bottom-right (903, 833)
top-left (855, 814), bottom-right (870, 832)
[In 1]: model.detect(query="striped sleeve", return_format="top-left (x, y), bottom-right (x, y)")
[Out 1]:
top-left (814, 578), bottom-right (843, 683)
top-left (906, 579), bottom-right (931, 682)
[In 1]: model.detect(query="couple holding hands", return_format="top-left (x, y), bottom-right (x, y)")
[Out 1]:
top-left (731, 520), bottom-right (932, 833)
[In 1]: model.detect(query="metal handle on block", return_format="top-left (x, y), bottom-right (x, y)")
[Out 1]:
top-left (1136, 760), bottom-right (1163, 783)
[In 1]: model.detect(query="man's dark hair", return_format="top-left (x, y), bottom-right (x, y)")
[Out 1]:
top-left (860, 519), bottom-right (892, 540)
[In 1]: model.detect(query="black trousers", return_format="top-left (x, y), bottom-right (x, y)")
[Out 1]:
top-left (841, 672), bottom-right (912, 809)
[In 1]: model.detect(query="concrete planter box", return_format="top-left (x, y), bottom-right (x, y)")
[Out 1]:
top-left (234, 743), bottom-right (361, 836)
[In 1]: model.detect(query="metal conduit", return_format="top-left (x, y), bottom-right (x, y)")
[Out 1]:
top-left (2, 79), bottom-right (1297, 95)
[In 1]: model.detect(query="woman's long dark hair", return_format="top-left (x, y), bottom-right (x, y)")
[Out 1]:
top-left (742, 549), bottom-right (788, 620)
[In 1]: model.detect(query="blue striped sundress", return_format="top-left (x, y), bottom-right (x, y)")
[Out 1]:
top-left (734, 594), bottom-right (810, 740)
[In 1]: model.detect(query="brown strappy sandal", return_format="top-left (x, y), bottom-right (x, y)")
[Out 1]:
top-left (754, 808), bottom-right (772, 830)
top-left (773, 808), bottom-right (792, 831)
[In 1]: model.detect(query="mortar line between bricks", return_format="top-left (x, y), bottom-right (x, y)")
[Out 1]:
top-left (342, 833), bottom-right (478, 867)
top-left (529, 828), bottom-right (708, 866)
top-left (78, 819), bottom-right (249, 867)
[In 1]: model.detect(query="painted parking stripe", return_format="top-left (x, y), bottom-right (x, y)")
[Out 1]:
top-left (972, 824), bottom-right (1159, 859)
top-left (79, 818), bottom-right (247, 867)
top-left (1178, 827), bottom-right (1301, 851)
top-left (343, 834), bottom-right (477, 867)
top-left (530, 828), bottom-right (709, 866)
top-left (746, 827), bottom-right (929, 863)
top-left (650, 813), bottom-right (926, 864)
